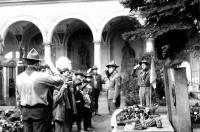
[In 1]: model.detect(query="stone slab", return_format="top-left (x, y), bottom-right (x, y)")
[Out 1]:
top-left (112, 115), bottom-right (174, 132)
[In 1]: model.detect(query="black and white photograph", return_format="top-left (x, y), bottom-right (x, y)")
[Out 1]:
top-left (0, 0), bottom-right (200, 132)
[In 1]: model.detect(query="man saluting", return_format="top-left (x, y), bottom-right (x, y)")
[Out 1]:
top-left (16, 48), bottom-right (64, 132)
top-left (132, 60), bottom-right (150, 106)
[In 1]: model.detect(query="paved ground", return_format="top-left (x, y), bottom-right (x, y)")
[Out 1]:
top-left (72, 92), bottom-right (126, 132)
top-left (91, 93), bottom-right (127, 132)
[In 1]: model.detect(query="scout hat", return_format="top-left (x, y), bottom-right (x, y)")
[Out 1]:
top-left (92, 65), bottom-right (98, 70)
top-left (139, 60), bottom-right (150, 66)
top-left (23, 48), bottom-right (42, 61)
top-left (106, 60), bottom-right (119, 68)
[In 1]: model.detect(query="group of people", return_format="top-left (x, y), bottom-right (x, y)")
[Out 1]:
top-left (15, 48), bottom-right (123, 132)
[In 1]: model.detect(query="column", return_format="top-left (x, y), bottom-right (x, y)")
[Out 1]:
top-left (0, 40), bottom-right (3, 99)
top-left (3, 67), bottom-right (8, 98)
top-left (0, 39), bottom-right (3, 60)
top-left (145, 38), bottom-right (154, 53)
top-left (44, 42), bottom-right (52, 61)
top-left (94, 40), bottom-right (101, 73)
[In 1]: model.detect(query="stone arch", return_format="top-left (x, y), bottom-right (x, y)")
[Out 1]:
top-left (99, 14), bottom-right (144, 78)
top-left (47, 13), bottom-right (97, 43)
top-left (97, 11), bottom-right (144, 41)
top-left (0, 15), bottom-right (46, 43)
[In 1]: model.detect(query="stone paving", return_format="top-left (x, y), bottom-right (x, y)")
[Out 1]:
top-left (72, 93), bottom-right (126, 132)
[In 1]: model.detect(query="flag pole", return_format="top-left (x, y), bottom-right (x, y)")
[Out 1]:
top-left (150, 52), bottom-right (155, 108)
top-left (148, 37), bottom-right (155, 108)
top-left (150, 82), bottom-right (152, 108)
top-left (150, 54), bottom-right (152, 108)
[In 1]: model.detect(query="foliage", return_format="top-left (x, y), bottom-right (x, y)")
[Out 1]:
top-left (121, 0), bottom-right (200, 40)
top-left (120, 0), bottom-right (200, 62)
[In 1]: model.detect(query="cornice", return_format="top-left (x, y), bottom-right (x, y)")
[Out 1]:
top-left (0, 0), bottom-right (118, 7)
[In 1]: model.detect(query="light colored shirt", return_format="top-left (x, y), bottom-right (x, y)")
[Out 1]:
top-left (93, 75), bottom-right (98, 88)
top-left (16, 69), bottom-right (64, 107)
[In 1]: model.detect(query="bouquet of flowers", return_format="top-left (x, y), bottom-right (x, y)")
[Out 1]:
top-left (0, 109), bottom-right (23, 132)
top-left (190, 102), bottom-right (200, 124)
top-left (116, 105), bottom-right (160, 129)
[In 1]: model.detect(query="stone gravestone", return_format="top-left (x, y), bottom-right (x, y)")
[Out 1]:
top-left (164, 67), bottom-right (192, 132)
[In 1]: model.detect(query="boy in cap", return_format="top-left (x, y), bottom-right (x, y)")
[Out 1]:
top-left (74, 79), bottom-right (85, 132)
top-left (82, 84), bottom-right (93, 131)
top-left (84, 72), bottom-right (95, 115)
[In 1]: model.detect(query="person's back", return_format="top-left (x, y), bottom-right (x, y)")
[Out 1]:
top-left (17, 68), bottom-right (63, 106)
top-left (16, 48), bottom-right (64, 132)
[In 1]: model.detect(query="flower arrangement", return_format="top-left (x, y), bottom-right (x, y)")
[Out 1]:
top-left (0, 109), bottom-right (23, 132)
top-left (191, 102), bottom-right (200, 124)
top-left (116, 105), bottom-right (161, 130)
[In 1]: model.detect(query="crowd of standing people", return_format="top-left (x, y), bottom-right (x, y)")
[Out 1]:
top-left (15, 48), bottom-right (122, 132)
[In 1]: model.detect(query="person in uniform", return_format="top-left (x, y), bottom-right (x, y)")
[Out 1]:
top-left (132, 60), bottom-right (150, 106)
top-left (91, 66), bottom-right (102, 116)
top-left (104, 61), bottom-right (121, 115)
top-left (16, 48), bottom-right (64, 132)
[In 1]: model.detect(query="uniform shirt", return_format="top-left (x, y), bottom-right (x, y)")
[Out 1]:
top-left (104, 70), bottom-right (121, 100)
top-left (138, 70), bottom-right (150, 87)
top-left (16, 67), bottom-right (64, 107)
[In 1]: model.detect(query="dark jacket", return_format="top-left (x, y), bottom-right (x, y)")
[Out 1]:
top-left (75, 90), bottom-right (85, 109)
top-left (91, 73), bottom-right (102, 92)
top-left (53, 85), bottom-right (71, 122)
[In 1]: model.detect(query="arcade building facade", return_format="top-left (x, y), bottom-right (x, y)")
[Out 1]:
top-left (0, 0), bottom-right (153, 103)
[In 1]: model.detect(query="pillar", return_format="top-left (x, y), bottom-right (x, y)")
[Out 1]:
top-left (44, 42), bottom-right (52, 61)
top-left (94, 40), bottom-right (101, 73)
top-left (0, 40), bottom-right (3, 58)
top-left (3, 67), bottom-right (8, 99)
top-left (101, 43), bottom-right (110, 74)
top-left (145, 38), bottom-right (154, 53)
top-left (0, 40), bottom-right (4, 99)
